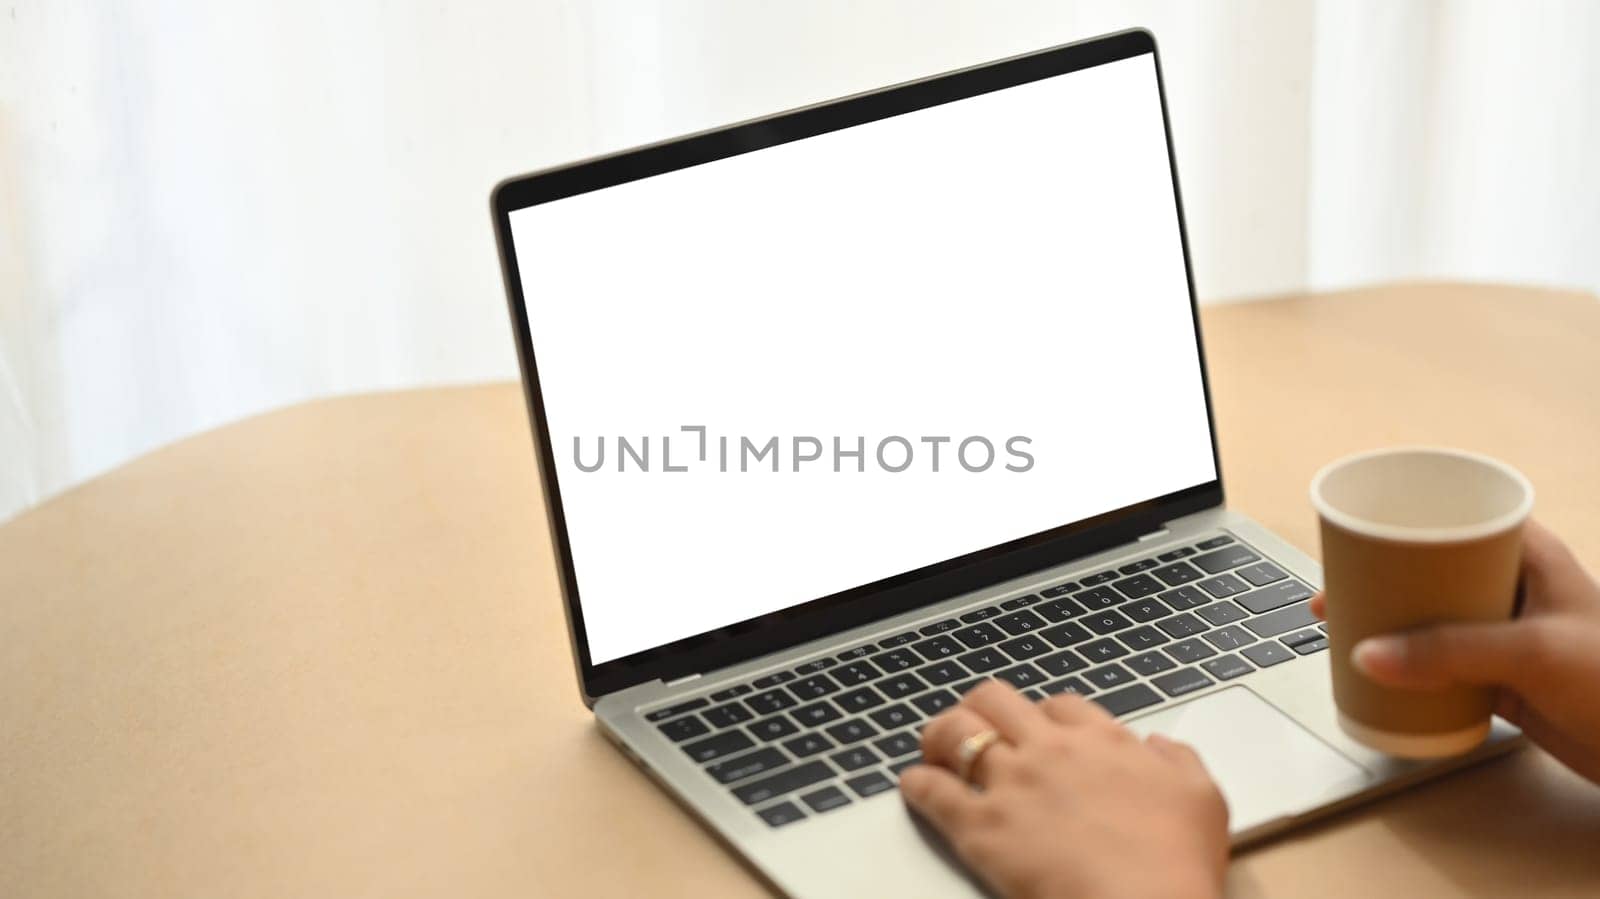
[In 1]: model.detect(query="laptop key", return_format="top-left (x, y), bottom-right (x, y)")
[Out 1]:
top-left (1041, 676), bottom-right (1095, 696)
top-left (1040, 582), bottom-right (1078, 598)
top-left (733, 760), bottom-right (835, 805)
top-left (1092, 683), bottom-right (1163, 717)
top-left (952, 677), bottom-right (989, 695)
top-left (1125, 651), bottom-right (1177, 677)
top-left (1243, 641), bottom-right (1295, 668)
top-left (1203, 625), bottom-right (1257, 651)
top-left (1023, 689), bottom-right (1046, 702)
top-left (1075, 586), bottom-right (1124, 610)
top-left (959, 647), bottom-right (1009, 673)
top-left (752, 671), bottom-right (796, 689)
top-left (1193, 545), bottom-right (1260, 574)
top-left (791, 701), bottom-right (843, 728)
top-left (833, 661), bottom-right (882, 686)
top-left (1150, 561), bottom-right (1204, 586)
top-left (711, 684), bottom-right (752, 702)
top-left (911, 689), bottom-right (960, 717)
top-left (1036, 597), bottom-right (1086, 622)
top-left (870, 648), bottom-right (921, 673)
top-left (789, 674), bottom-right (841, 700)
top-left (888, 755), bottom-right (923, 776)
top-left (878, 672), bottom-right (929, 699)
top-left (879, 631), bottom-right (919, 647)
top-left (1196, 601), bottom-right (1246, 626)
top-left (745, 689), bottom-right (798, 716)
top-left (749, 715), bottom-right (800, 741)
top-left (1156, 612), bottom-right (1208, 639)
top-left (707, 747), bottom-right (789, 784)
top-left (918, 660), bottom-right (967, 685)
top-left (1238, 580), bottom-right (1315, 615)
top-left (1196, 535), bottom-right (1235, 550)
top-left (1112, 574), bottom-right (1164, 599)
top-left (835, 686), bottom-right (885, 714)
top-left (825, 719), bottom-right (879, 745)
top-left (704, 703), bottom-right (754, 728)
top-left (1197, 573), bottom-right (1250, 599)
top-left (1085, 610), bottom-right (1133, 634)
top-left (919, 619), bottom-right (961, 635)
top-left (994, 609), bottom-right (1047, 635)
top-left (912, 635), bottom-right (964, 661)
top-left (1001, 594), bottom-right (1041, 610)
top-left (684, 730), bottom-right (755, 764)
top-left (1235, 561), bottom-right (1288, 587)
top-left (1157, 547), bottom-right (1197, 562)
top-left (756, 801), bottom-right (807, 827)
top-left (869, 704), bottom-right (919, 731)
top-left (1079, 637), bottom-right (1128, 662)
top-left (1036, 649), bottom-right (1089, 678)
top-left (794, 657), bottom-right (838, 674)
top-left (1280, 627), bottom-right (1322, 648)
top-left (1164, 638), bottom-right (1217, 665)
top-left (1293, 637), bottom-right (1330, 655)
top-left (1081, 571), bottom-right (1118, 586)
top-left (994, 663), bottom-right (1048, 689)
top-left (1122, 597), bottom-right (1172, 623)
top-left (1119, 558), bottom-right (1159, 575)
top-left (998, 635), bottom-right (1050, 660)
top-left (800, 785), bottom-right (852, 814)
top-left (1242, 602), bottom-right (1317, 638)
top-left (1159, 585), bottom-right (1211, 611)
top-left (838, 644), bottom-right (876, 661)
top-left (959, 606), bottom-right (1003, 623)
top-left (1151, 667), bottom-right (1214, 697)
top-left (1116, 625), bottom-right (1169, 651)
top-left (831, 745), bottom-right (883, 771)
top-left (952, 623), bottom-right (1005, 648)
top-left (875, 731), bottom-right (921, 758)
top-left (781, 733), bottom-right (835, 758)
top-left (1201, 653), bottom-right (1254, 681)
top-left (645, 698), bottom-right (709, 722)
top-left (657, 716), bottom-right (710, 743)
top-left (1084, 663), bottom-right (1136, 690)
top-left (1040, 621), bottom-right (1092, 647)
top-left (845, 770), bottom-right (896, 798)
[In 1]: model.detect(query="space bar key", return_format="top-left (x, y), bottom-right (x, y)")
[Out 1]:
top-left (732, 761), bottom-right (836, 806)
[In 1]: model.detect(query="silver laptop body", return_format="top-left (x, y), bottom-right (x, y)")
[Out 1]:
top-left (492, 28), bottom-right (1519, 899)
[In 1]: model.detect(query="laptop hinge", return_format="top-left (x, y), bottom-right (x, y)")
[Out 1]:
top-left (1136, 527), bottom-right (1171, 542)
top-left (665, 672), bottom-right (703, 688)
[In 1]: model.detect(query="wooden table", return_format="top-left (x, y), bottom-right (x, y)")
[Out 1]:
top-left (4, 283), bottom-right (1599, 898)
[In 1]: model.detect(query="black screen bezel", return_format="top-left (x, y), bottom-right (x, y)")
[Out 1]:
top-left (491, 28), bottom-right (1224, 704)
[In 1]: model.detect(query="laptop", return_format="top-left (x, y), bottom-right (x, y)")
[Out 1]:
top-left (491, 28), bottom-right (1519, 898)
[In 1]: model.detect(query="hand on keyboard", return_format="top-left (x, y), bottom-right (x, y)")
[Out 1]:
top-left (900, 680), bottom-right (1226, 899)
top-left (1329, 519), bottom-right (1600, 784)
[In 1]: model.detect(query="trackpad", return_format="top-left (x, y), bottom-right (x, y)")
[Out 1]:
top-left (1126, 687), bottom-right (1372, 833)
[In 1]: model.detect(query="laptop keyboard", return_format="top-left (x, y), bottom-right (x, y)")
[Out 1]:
top-left (642, 533), bottom-right (1328, 829)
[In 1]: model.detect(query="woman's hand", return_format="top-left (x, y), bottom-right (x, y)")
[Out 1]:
top-left (900, 680), bottom-right (1228, 899)
top-left (1312, 519), bottom-right (1600, 783)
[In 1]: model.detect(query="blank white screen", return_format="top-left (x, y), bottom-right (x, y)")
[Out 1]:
top-left (511, 53), bottom-right (1216, 665)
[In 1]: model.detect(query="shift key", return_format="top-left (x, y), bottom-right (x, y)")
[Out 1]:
top-left (1243, 602), bottom-right (1317, 638)
top-left (731, 760), bottom-right (835, 805)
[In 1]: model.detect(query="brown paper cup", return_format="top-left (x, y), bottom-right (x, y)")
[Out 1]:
top-left (1311, 447), bottom-right (1532, 758)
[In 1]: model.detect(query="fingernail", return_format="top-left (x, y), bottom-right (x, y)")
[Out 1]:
top-left (1352, 636), bottom-right (1404, 675)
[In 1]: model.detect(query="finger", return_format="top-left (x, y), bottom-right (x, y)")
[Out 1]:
top-left (1309, 591), bottom-right (1326, 621)
top-left (1351, 619), bottom-right (1557, 692)
top-left (920, 706), bottom-right (1017, 787)
top-left (1146, 733), bottom-right (1210, 779)
top-left (900, 764), bottom-right (983, 836)
top-left (961, 679), bottom-right (1048, 743)
top-left (1039, 689), bottom-right (1115, 728)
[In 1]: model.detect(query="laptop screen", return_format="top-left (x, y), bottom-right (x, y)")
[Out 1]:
top-left (508, 51), bottom-right (1215, 667)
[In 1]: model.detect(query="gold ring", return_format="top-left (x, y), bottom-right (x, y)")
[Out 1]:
top-left (955, 729), bottom-right (1002, 783)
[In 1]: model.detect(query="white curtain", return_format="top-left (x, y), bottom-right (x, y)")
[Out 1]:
top-left (3, 1), bottom-right (1597, 523)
